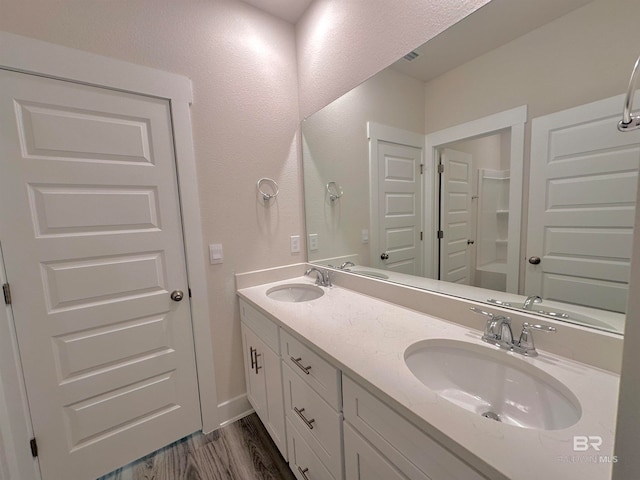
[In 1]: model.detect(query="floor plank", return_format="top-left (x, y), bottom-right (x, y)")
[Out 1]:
top-left (98, 414), bottom-right (296, 480)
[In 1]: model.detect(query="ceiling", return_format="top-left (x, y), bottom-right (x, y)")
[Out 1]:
top-left (390, 0), bottom-right (595, 83)
top-left (240, 0), bottom-right (313, 23)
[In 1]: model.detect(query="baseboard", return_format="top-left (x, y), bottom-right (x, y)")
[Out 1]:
top-left (217, 394), bottom-right (253, 429)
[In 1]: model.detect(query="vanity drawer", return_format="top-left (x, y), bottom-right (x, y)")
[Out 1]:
top-left (280, 329), bottom-right (341, 408)
top-left (283, 364), bottom-right (343, 479)
top-left (287, 418), bottom-right (336, 480)
top-left (342, 375), bottom-right (486, 480)
top-left (240, 299), bottom-right (279, 353)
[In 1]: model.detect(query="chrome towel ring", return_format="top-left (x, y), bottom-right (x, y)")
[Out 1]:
top-left (257, 177), bottom-right (279, 202)
top-left (618, 54), bottom-right (640, 132)
top-left (326, 181), bottom-right (343, 201)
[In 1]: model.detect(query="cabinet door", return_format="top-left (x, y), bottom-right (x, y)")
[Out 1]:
top-left (344, 423), bottom-right (424, 480)
top-left (242, 324), bottom-right (267, 421)
top-left (241, 322), bottom-right (287, 458)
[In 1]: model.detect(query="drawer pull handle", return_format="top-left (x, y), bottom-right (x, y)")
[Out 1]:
top-left (250, 347), bottom-right (257, 369)
top-left (290, 356), bottom-right (311, 375)
top-left (297, 466), bottom-right (310, 480)
top-left (293, 407), bottom-right (315, 430)
top-left (254, 352), bottom-right (262, 374)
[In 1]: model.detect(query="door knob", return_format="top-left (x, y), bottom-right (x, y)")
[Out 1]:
top-left (528, 256), bottom-right (541, 265)
top-left (467, 239), bottom-right (475, 245)
top-left (380, 252), bottom-right (389, 260)
top-left (170, 290), bottom-right (184, 302)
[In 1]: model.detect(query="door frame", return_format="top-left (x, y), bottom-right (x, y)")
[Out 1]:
top-left (424, 106), bottom-right (527, 291)
top-left (0, 31), bottom-right (219, 480)
top-left (368, 122), bottom-right (425, 271)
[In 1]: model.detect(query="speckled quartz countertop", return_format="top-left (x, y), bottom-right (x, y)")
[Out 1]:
top-left (237, 277), bottom-right (619, 480)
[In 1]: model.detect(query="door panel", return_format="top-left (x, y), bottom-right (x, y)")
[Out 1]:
top-left (377, 141), bottom-right (423, 275)
top-left (440, 148), bottom-right (473, 284)
top-left (527, 96), bottom-right (640, 312)
top-left (0, 69), bottom-right (200, 479)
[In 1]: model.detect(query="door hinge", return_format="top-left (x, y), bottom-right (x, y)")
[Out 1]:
top-left (437, 163), bottom-right (444, 174)
top-left (2, 283), bottom-right (11, 305)
top-left (420, 231), bottom-right (423, 241)
top-left (188, 287), bottom-right (192, 298)
top-left (420, 164), bottom-right (424, 174)
top-left (30, 438), bottom-right (38, 458)
top-left (437, 230), bottom-right (444, 239)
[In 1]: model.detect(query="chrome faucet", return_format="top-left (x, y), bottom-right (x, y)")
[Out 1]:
top-left (305, 267), bottom-right (332, 287)
top-left (523, 295), bottom-right (542, 310)
top-left (470, 307), bottom-right (513, 348)
top-left (470, 308), bottom-right (556, 356)
top-left (339, 261), bottom-right (355, 270)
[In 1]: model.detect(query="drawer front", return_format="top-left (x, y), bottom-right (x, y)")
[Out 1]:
top-left (280, 329), bottom-right (341, 408)
top-left (240, 299), bottom-right (279, 353)
top-left (343, 376), bottom-right (486, 480)
top-left (283, 364), bottom-right (343, 479)
top-left (287, 419), bottom-right (336, 480)
top-left (344, 423), bottom-right (426, 480)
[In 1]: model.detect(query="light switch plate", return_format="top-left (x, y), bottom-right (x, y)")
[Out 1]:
top-left (209, 244), bottom-right (223, 264)
top-left (290, 235), bottom-right (300, 253)
top-left (361, 229), bottom-right (369, 244)
top-left (308, 233), bottom-right (319, 251)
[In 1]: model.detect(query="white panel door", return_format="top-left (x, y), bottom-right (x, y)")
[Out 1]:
top-left (0, 69), bottom-right (201, 479)
top-left (440, 148), bottom-right (473, 284)
top-left (377, 141), bottom-right (423, 275)
top-left (527, 95), bottom-right (640, 313)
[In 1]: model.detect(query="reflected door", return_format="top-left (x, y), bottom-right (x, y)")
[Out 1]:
top-left (376, 141), bottom-right (423, 275)
top-left (0, 70), bottom-right (201, 479)
top-left (439, 148), bottom-right (473, 284)
top-left (527, 95), bottom-right (640, 312)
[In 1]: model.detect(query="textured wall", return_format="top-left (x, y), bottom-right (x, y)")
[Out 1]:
top-left (0, 0), bottom-right (303, 408)
top-left (295, 0), bottom-right (490, 119)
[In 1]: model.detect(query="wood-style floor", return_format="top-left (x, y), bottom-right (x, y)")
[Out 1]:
top-left (98, 414), bottom-right (296, 480)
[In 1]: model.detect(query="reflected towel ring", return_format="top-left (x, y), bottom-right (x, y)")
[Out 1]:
top-left (326, 181), bottom-right (343, 201)
top-left (257, 177), bottom-right (279, 202)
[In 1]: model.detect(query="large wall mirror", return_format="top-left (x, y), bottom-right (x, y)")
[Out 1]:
top-left (303, 0), bottom-right (640, 335)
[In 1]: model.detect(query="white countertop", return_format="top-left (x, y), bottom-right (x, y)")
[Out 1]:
top-left (237, 277), bottom-right (619, 480)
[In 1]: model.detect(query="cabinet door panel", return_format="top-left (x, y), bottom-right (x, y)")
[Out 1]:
top-left (241, 324), bottom-right (267, 420)
top-left (344, 423), bottom-right (420, 480)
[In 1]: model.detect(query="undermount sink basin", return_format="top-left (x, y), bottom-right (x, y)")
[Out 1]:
top-left (404, 339), bottom-right (581, 430)
top-left (266, 283), bottom-right (324, 303)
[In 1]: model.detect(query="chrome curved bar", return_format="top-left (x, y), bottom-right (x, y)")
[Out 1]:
top-left (618, 54), bottom-right (640, 132)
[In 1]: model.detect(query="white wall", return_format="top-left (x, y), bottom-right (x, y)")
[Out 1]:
top-left (303, 67), bottom-right (425, 266)
top-left (295, 0), bottom-right (491, 119)
top-left (0, 0), bottom-right (302, 412)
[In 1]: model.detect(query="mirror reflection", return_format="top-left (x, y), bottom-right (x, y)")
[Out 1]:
top-left (303, 0), bottom-right (640, 335)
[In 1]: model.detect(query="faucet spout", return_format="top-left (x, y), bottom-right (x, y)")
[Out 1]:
top-left (523, 295), bottom-right (542, 310)
top-left (304, 267), bottom-right (332, 287)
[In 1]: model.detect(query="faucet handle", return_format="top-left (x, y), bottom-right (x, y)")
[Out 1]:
top-left (470, 307), bottom-right (501, 341)
top-left (517, 322), bottom-right (556, 356)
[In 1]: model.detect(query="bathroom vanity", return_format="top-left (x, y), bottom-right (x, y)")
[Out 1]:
top-left (236, 265), bottom-right (619, 480)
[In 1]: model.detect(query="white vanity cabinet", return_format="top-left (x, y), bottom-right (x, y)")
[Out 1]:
top-left (342, 376), bottom-right (487, 480)
top-left (239, 300), bottom-right (287, 459)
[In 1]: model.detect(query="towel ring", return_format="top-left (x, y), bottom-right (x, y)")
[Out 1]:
top-left (257, 177), bottom-right (279, 202)
top-left (326, 181), bottom-right (343, 201)
top-left (618, 54), bottom-right (640, 132)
